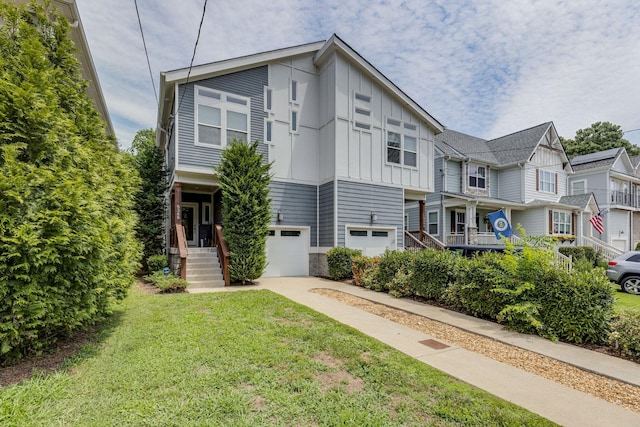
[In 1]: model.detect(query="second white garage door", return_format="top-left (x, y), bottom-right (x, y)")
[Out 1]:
top-left (263, 227), bottom-right (309, 277)
top-left (345, 227), bottom-right (396, 256)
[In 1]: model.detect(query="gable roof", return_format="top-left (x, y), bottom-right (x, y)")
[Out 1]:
top-left (435, 122), bottom-right (569, 169)
top-left (558, 193), bottom-right (598, 211)
top-left (434, 130), bottom-right (497, 164)
top-left (486, 122), bottom-right (553, 166)
top-left (629, 155), bottom-right (640, 169)
top-left (158, 34), bottom-right (444, 136)
top-left (570, 148), bottom-right (622, 171)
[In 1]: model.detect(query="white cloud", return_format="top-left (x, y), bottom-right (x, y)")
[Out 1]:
top-left (75, 0), bottom-right (640, 149)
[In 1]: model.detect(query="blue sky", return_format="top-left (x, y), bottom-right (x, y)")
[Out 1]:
top-left (75, 0), bottom-right (640, 150)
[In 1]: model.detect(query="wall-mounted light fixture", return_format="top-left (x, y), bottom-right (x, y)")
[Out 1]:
top-left (277, 210), bottom-right (284, 222)
top-left (370, 211), bottom-right (378, 223)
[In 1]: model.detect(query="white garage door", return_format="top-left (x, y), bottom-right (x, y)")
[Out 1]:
top-left (263, 228), bottom-right (309, 277)
top-left (345, 227), bottom-right (396, 256)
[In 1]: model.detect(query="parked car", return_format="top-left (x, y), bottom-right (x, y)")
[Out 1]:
top-left (445, 245), bottom-right (509, 258)
top-left (606, 251), bottom-right (640, 295)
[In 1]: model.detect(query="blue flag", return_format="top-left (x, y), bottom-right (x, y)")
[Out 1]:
top-left (487, 209), bottom-right (512, 240)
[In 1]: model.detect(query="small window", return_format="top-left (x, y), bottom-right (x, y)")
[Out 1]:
top-left (291, 80), bottom-right (298, 102)
top-left (404, 136), bottom-right (417, 167)
top-left (355, 107), bottom-right (370, 116)
top-left (265, 88), bottom-right (272, 111)
top-left (355, 93), bottom-right (371, 102)
top-left (428, 211), bottom-right (438, 235)
top-left (355, 122), bottom-right (371, 130)
top-left (469, 164), bottom-right (486, 189)
top-left (387, 131), bottom-right (401, 164)
top-left (552, 211), bottom-right (572, 234)
top-left (291, 110), bottom-right (298, 132)
top-left (266, 121), bottom-right (272, 142)
top-left (372, 231), bottom-right (388, 237)
top-left (268, 230), bottom-right (275, 236)
top-left (198, 89), bottom-right (221, 100)
top-left (404, 123), bottom-right (417, 131)
top-left (349, 230), bottom-right (367, 237)
top-left (227, 96), bottom-right (247, 105)
top-left (387, 118), bottom-right (401, 127)
top-left (281, 230), bottom-right (301, 237)
top-left (572, 181), bottom-right (586, 195)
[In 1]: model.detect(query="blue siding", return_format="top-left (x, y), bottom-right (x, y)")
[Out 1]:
top-left (490, 168), bottom-right (499, 198)
top-left (337, 180), bottom-right (404, 247)
top-left (319, 181), bottom-right (334, 247)
top-left (406, 205), bottom-right (420, 231)
top-left (270, 181), bottom-right (317, 247)
top-left (177, 66), bottom-right (268, 169)
top-left (426, 157), bottom-right (443, 204)
top-left (167, 123), bottom-right (176, 173)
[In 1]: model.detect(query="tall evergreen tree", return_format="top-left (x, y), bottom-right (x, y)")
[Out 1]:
top-left (128, 129), bottom-right (167, 269)
top-left (217, 140), bottom-right (271, 284)
top-left (0, 1), bottom-right (140, 362)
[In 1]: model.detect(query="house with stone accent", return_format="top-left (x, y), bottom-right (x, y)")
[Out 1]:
top-left (156, 34), bottom-right (444, 283)
top-left (408, 122), bottom-right (600, 247)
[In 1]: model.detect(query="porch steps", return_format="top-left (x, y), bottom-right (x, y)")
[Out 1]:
top-left (186, 247), bottom-right (225, 289)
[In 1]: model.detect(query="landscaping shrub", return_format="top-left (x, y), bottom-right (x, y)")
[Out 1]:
top-left (608, 309), bottom-right (640, 361)
top-left (388, 268), bottom-right (414, 298)
top-left (536, 268), bottom-right (614, 343)
top-left (412, 249), bottom-right (459, 301)
top-left (145, 271), bottom-right (188, 293)
top-left (327, 247), bottom-right (362, 280)
top-left (147, 254), bottom-right (168, 272)
top-left (376, 250), bottom-right (413, 292)
top-left (558, 246), bottom-right (597, 266)
top-left (352, 255), bottom-right (378, 287)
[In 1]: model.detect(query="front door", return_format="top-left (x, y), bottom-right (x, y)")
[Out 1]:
top-left (181, 202), bottom-right (199, 246)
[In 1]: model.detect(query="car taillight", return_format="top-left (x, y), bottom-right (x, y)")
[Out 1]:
top-left (608, 261), bottom-right (617, 266)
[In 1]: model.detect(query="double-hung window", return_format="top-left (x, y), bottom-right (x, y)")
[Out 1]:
top-left (386, 119), bottom-right (418, 167)
top-left (552, 211), bottom-right (572, 234)
top-left (469, 164), bottom-right (486, 189)
top-left (538, 170), bottom-right (556, 193)
top-left (195, 86), bottom-right (249, 147)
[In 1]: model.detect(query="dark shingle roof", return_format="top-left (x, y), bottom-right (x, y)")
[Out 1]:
top-left (630, 155), bottom-right (640, 169)
top-left (486, 122), bottom-right (552, 166)
top-left (434, 130), bottom-right (497, 164)
top-left (570, 148), bottom-right (621, 171)
top-left (558, 194), bottom-right (595, 210)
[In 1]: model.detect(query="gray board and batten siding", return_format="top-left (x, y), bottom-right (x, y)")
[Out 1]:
top-left (336, 180), bottom-right (404, 248)
top-left (269, 181), bottom-right (318, 247)
top-left (318, 181), bottom-right (334, 247)
top-left (176, 66), bottom-right (269, 169)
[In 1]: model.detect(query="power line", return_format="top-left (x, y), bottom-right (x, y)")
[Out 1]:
top-left (133, 0), bottom-right (158, 106)
top-left (175, 0), bottom-right (209, 116)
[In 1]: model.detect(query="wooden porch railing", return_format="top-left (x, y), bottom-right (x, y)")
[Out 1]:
top-left (406, 230), bottom-right (445, 251)
top-left (215, 225), bottom-right (230, 287)
top-left (174, 223), bottom-right (188, 280)
top-left (404, 231), bottom-right (428, 252)
top-left (581, 235), bottom-right (624, 262)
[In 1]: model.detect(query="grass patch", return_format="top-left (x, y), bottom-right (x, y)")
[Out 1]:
top-left (612, 284), bottom-right (640, 311)
top-left (0, 288), bottom-right (555, 426)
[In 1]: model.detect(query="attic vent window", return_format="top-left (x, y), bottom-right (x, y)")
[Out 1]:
top-left (355, 93), bottom-right (371, 102)
top-left (354, 93), bottom-right (372, 133)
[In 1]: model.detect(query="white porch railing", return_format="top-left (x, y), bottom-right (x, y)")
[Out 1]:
top-left (555, 252), bottom-right (572, 272)
top-left (581, 235), bottom-right (624, 262)
top-left (446, 232), bottom-right (522, 246)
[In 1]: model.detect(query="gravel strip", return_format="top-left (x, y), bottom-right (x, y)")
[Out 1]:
top-left (310, 288), bottom-right (640, 414)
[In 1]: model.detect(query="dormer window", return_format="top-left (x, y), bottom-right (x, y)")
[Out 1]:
top-left (469, 164), bottom-right (486, 189)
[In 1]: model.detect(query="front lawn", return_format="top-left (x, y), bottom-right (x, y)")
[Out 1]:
top-left (0, 288), bottom-right (555, 426)
top-left (612, 285), bottom-right (640, 311)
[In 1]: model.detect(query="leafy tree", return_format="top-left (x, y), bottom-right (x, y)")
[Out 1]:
top-left (216, 140), bottom-right (271, 284)
top-left (562, 121), bottom-right (640, 158)
top-left (0, 1), bottom-right (140, 362)
top-left (128, 129), bottom-right (167, 269)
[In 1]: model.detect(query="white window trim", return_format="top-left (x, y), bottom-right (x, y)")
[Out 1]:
top-left (385, 117), bottom-right (419, 169)
top-left (552, 210), bottom-right (572, 235)
top-left (571, 179), bottom-right (586, 195)
top-left (539, 170), bottom-right (556, 193)
top-left (264, 86), bottom-right (274, 115)
top-left (264, 118), bottom-right (273, 143)
top-left (194, 85), bottom-right (251, 148)
top-left (468, 164), bottom-right (486, 189)
top-left (289, 79), bottom-right (299, 104)
top-left (427, 210), bottom-right (439, 235)
top-left (290, 109), bottom-right (299, 134)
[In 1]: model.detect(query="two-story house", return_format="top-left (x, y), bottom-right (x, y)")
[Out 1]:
top-left (413, 122), bottom-right (599, 245)
top-left (569, 148), bottom-right (640, 252)
top-left (157, 34), bottom-right (444, 281)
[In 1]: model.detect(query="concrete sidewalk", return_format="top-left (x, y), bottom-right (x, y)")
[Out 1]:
top-left (189, 276), bottom-right (640, 427)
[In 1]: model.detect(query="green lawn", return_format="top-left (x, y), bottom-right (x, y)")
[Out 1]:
top-left (612, 285), bottom-right (640, 311)
top-left (0, 288), bottom-right (555, 426)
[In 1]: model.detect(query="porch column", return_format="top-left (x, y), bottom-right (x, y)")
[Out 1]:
top-left (174, 182), bottom-right (182, 224)
top-left (419, 200), bottom-right (425, 235)
top-left (577, 212), bottom-right (584, 246)
top-left (466, 203), bottom-right (477, 245)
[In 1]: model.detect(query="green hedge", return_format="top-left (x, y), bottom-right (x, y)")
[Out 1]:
top-left (147, 254), bottom-right (168, 273)
top-left (327, 247), bottom-right (362, 280)
top-left (608, 309), bottom-right (640, 361)
top-left (145, 271), bottom-right (188, 293)
top-left (558, 246), bottom-right (597, 266)
top-left (412, 249), bottom-right (459, 301)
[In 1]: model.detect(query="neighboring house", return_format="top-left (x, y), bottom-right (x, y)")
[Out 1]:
top-left (569, 148), bottom-right (640, 252)
top-left (157, 34), bottom-right (444, 279)
top-left (14, 0), bottom-right (113, 135)
top-left (411, 122), bottom-right (599, 246)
